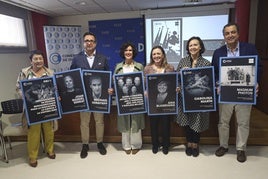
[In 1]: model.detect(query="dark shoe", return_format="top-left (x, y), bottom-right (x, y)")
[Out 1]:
top-left (97, 142), bottom-right (107, 155)
top-left (152, 146), bottom-right (158, 154)
top-left (47, 152), bottom-right (56, 159)
top-left (29, 159), bottom-right (38, 168)
top-left (131, 149), bottom-right (140, 155)
top-left (124, 150), bottom-right (131, 155)
top-left (80, 144), bottom-right (89, 159)
top-left (162, 147), bottom-right (169, 155)
top-left (237, 150), bottom-right (247, 163)
top-left (185, 145), bottom-right (192, 156)
top-left (192, 143), bottom-right (199, 157)
top-left (215, 147), bottom-right (228, 157)
top-left (192, 147), bottom-right (199, 157)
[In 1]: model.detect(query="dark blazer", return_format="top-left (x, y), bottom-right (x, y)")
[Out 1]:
top-left (211, 42), bottom-right (260, 82)
top-left (70, 51), bottom-right (109, 71)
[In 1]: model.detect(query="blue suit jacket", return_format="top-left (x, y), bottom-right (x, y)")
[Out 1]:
top-left (211, 42), bottom-right (260, 82)
top-left (70, 51), bottom-right (109, 71)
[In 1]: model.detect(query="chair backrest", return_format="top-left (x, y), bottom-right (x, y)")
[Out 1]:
top-left (1, 113), bottom-right (27, 136)
top-left (1, 99), bottom-right (23, 114)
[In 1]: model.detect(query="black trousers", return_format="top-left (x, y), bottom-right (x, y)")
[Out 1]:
top-left (185, 126), bottom-right (200, 143)
top-left (150, 115), bottom-right (171, 148)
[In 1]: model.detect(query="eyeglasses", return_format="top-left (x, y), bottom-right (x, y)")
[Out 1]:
top-left (84, 40), bottom-right (96, 43)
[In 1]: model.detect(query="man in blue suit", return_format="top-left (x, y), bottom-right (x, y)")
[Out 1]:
top-left (212, 23), bottom-right (260, 163)
top-left (71, 32), bottom-right (109, 158)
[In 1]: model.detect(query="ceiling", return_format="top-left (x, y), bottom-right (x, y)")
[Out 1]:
top-left (1, 0), bottom-right (236, 17)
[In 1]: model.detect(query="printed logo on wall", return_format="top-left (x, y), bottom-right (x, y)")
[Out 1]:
top-left (89, 18), bottom-right (145, 72)
top-left (44, 25), bottom-right (82, 72)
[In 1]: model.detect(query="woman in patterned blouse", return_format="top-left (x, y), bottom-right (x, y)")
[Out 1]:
top-left (175, 37), bottom-right (211, 157)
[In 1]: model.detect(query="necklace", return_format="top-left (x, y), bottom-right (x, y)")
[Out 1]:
top-left (192, 60), bottom-right (198, 68)
top-left (153, 64), bottom-right (164, 73)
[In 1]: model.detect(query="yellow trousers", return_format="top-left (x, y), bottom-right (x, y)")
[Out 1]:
top-left (27, 121), bottom-right (54, 160)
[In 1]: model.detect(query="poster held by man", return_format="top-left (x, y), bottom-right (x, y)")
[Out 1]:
top-left (219, 55), bottom-right (258, 104)
top-left (181, 66), bottom-right (216, 112)
top-left (114, 71), bottom-right (146, 115)
top-left (20, 76), bottom-right (61, 125)
top-left (82, 70), bottom-right (112, 113)
top-left (146, 73), bottom-right (178, 115)
top-left (54, 68), bottom-right (88, 114)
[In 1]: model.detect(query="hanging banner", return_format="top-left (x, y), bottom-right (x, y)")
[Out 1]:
top-left (89, 18), bottom-right (145, 72)
top-left (43, 25), bottom-right (82, 72)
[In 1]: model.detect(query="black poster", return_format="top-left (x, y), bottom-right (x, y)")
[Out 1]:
top-left (20, 76), bottom-right (61, 125)
top-left (146, 73), bottom-right (178, 115)
top-left (181, 67), bottom-right (216, 112)
top-left (54, 69), bottom-right (88, 114)
top-left (219, 56), bottom-right (258, 104)
top-left (83, 70), bottom-right (112, 113)
top-left (114, 72), bottom-right (146, 115)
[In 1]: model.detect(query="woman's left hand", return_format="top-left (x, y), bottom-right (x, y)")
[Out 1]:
top-left (108, 88), bottom-right (114, 95)
top-left (176, 87), bottom-right (181, 93)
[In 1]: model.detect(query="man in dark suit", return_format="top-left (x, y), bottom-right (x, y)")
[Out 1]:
top-left (212, 23), bottom-right (260, 163)
top-left (70, 32), bottom-right (109, 158)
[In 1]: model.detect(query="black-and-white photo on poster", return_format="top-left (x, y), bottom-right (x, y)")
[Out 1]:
top-left (152, 18), bottom-right (182, 66)
top-left (20, 76), bottom-right (61, 125)
top-left (54, 68), bottom-right (88, 114)
top-left (114, 72), bottom-right (146, 115)
top-left (146, 73), bottom-right (178, 115)
top-left (181, 67), bottom-right (216, 112)
top-left (82, 70), bottom-right (112, 113)
top-left (219, 55), bottom-right (258, 104)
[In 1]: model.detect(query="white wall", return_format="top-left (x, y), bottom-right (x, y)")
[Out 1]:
top-left (48, 11), bottom-right (142, 33)
top-left (0, 53), bottom-right (30, 103)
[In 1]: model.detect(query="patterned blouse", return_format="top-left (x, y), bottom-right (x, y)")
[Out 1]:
top-left (175, 55), bottom-right (211, 132)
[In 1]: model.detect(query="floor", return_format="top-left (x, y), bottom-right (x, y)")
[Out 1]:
top-left (1, 142), bottom-right (268, 179)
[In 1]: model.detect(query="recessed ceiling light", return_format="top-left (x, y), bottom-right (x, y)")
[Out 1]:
top-left (74, 1), bottom-right (87, 6)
